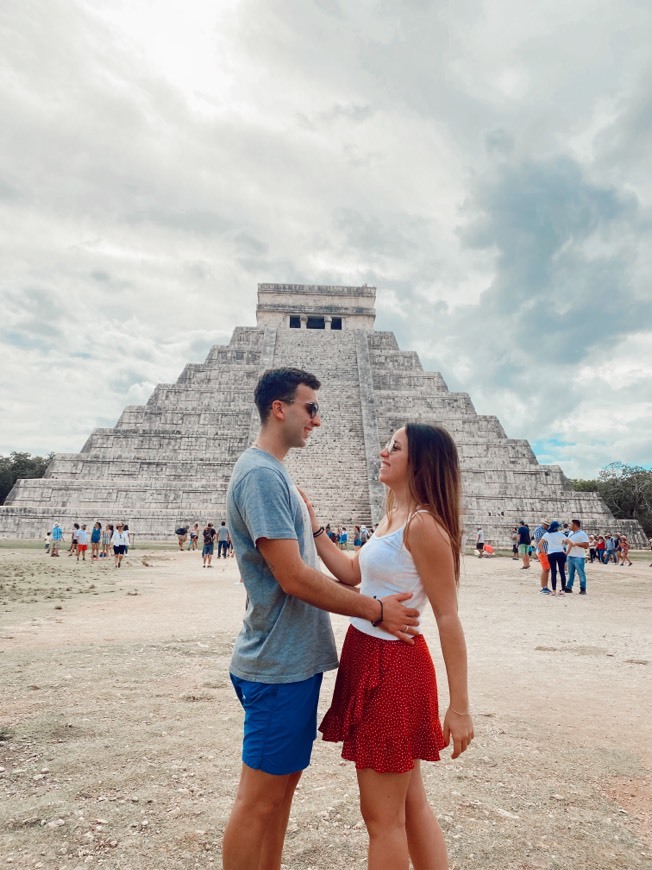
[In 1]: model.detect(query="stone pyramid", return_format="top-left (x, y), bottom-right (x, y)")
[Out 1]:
top-left (1, 284), bottom-right (645, 546)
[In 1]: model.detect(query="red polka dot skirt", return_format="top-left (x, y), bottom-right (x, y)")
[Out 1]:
top-left (319, 625), bottom-right (445, 773)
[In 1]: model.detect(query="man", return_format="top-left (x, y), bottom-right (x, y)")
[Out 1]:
top-left (176, 524), bottom-right (188, 551)
top-left (565, 519), bottom-right (589, 594)
top-left (76, 524), bottom-right (88, 562)
top-left (217, 521), bottom-right (230, 558)
top-left (50, 521), bottom-right (63, 557)
top-left (475, 526), bottom-right (485, 557)
top-left (533, 518), bottom-right (551, 594)
top-left (202, 522), bottom-right (216, 567)
top-left (604, 533), bottom-right (618, 564)
top-left (517, 520), bottom-right (531, 569)
top-left (222, 367), bottom-right (419, 870)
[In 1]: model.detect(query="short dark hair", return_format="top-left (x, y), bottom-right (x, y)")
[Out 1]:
top-left (254, 367), bottom-right (321, 423)
top-left (571, 518), bottom-right (581, 526)
top-left (221, 521), bottom-right (226, 526)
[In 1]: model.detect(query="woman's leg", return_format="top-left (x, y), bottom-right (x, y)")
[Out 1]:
top-left (405, 762), bottom-right (448, 869)
top-left (549, 554), bottom-right (558, 592)
top-left (558, 554), bottom-right (567, 591)
top-left (357, 768), bottom-right (412, 869)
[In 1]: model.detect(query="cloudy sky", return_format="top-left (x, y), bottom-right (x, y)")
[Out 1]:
top-left (1, 0), bottom-right (650, 479)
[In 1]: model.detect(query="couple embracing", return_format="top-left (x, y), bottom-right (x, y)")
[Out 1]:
top-left (222, 367), bottom-right (473, 870)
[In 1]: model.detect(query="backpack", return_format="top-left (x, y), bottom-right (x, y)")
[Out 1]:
top-left (176, 527), bottom-right (186, 536)
top-left (360, 528), bottom-right (368, 543)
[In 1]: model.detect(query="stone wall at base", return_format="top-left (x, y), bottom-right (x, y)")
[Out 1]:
top-left (1, 284), bottom-right (646, 546)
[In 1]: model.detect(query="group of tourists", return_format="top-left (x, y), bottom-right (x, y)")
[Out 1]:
top-left (324, 523), bottom-right (373, 548)
top-left (221, 366), bottom-right (472, 869)
top-left (474, 520), bottom-right (637, 599)
top-left (45, 521), bottom-right (130, 567)
top-left (175, 522), bottom-right (234, 567)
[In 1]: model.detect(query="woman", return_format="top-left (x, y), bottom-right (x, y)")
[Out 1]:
top-left (302, 423), bottom-right (473, 869)
top-left (353, 526), bottom-right (362, 550)
top-left (540, 521), bottom-right (570, 595)
top-left (102, 524), bottom-right (113, 559)
top-left (189, 523), bottom-right (199, 550)
top-left (111, 523), bottom-right (129, 568)
top-left (90, 522), bottom-right (102, 561)
top-left (619, 535), bottom-right (633, 566)
top-left (588, 534), bottom-right (597, 563)
top-left (596, 535), bottom-right (606, 563)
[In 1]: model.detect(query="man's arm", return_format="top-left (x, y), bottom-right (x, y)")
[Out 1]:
top-left (256, 538), bottom-right (419, 643)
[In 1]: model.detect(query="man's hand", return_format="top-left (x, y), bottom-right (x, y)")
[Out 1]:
top-left (379, 592), bottom-right (420, 644)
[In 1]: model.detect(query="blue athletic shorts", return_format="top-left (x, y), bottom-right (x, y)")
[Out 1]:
top-left (230, 672), bottom-right (323, 775)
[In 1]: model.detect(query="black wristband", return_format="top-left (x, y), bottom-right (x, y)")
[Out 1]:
top-left (313, 526), bottom-right (325, 538)
top-left (371, 596), bottom-right (384, 627)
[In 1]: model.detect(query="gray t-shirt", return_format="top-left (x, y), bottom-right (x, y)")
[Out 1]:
top-left (217, 525), bottom-right (230, 542)
top-left (226, 447), bottom-right (338, 684)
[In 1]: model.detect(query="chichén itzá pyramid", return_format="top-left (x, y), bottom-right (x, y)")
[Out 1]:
top-left (1, 284), bottom-right (645, 546)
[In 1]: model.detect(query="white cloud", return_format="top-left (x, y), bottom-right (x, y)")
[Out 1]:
top-left (0, 0), bottom-right (651, 479)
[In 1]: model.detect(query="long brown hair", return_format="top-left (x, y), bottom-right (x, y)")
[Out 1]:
top-left (386, 423), bottom-right (462, 582)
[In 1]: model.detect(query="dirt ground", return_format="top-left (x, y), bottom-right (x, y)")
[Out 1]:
top-left (1, 543), bottom-right (650, 869)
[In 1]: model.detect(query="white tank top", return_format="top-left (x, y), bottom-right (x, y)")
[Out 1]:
top-left (350, 513), bottom-right (429, 642)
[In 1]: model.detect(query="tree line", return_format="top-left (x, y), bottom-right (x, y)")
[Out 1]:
top-left (570, 463), bottom-right (652, 537)
top-left (0, 452), bottom-right (54, 505)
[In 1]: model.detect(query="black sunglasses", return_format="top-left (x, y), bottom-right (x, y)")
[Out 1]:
top-left (282, 399), bottom-right (320, 419)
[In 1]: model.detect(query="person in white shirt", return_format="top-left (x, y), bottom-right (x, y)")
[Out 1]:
top-left (475, 527), bottom-right (485, 557)
top-left (111, 522), bottom-right (130, 568)
top-left (540, 521), bottom-right (571, 596)
top-left (565, 519), bottom-right (590, 594)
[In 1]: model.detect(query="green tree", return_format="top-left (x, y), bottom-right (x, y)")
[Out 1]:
top-left (571, 463), bottom-right (652, 536)
top-left (0, 452), bottom-right (54, 505)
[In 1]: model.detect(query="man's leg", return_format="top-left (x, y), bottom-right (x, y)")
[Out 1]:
top-left (566, 557), bottom-right (576, 591)
top-left (539, 555), bottom-right (550, 591)
top-left (577, 557), bottom-right (587, 591)
top-left (222, 764), bottom-right (301, 870)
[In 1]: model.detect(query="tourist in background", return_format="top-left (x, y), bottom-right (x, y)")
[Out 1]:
top-left (202, 523), bottom-right (216, 567)
top-left (604, 533), bottom-right (618, 564)
top-left (353, 526), bottom-right (362, 549)
top-left (475, 526), bottom-right (485, 557)
top-left (533, 518), bottom-right (551, 594)
top-left (189, 523), bottom-right (199, 550)
top-left (76, 524), bottom-right (88, 561)
top-left (516, 520), bottom-right (531, 569)
top-left (90, 522), bottom-right (101, 561)
top-left (111, 523), bottom-right (129, 568)
top-left (511, 527), bottom-right (519, 560)
top-left (175, 524), bottom-right (188, 550)
top-left (588, 534), bottom-right (597, 563)
top-left (618, 535), bottom-right (633, 566)
top-left (311, 423), bottom-right (473, 869)
top-left (540, 521), bottom-right (570, 595)
top-left (102, 524), bottom-right (113, 559)
top-left (217, 521), bottom-right (230, 558)
top-left (50, 522), bottom-right (63, 556)
top-left (564, 519), bottom-right (589, 595)
top-left (596, 535), bottom-right (606, 563)
top-left (44, 531), bottom-right (51, 554)
top-left (68, 523), bottom-right (80, 556)
top-left (339, 526), bottom-right (348, 550)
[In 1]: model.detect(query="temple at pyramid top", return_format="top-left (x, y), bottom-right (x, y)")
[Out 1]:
top-left (256, 283), bottom-right (376, 330)
top-left (0, 282), bottom-right (646, 546)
